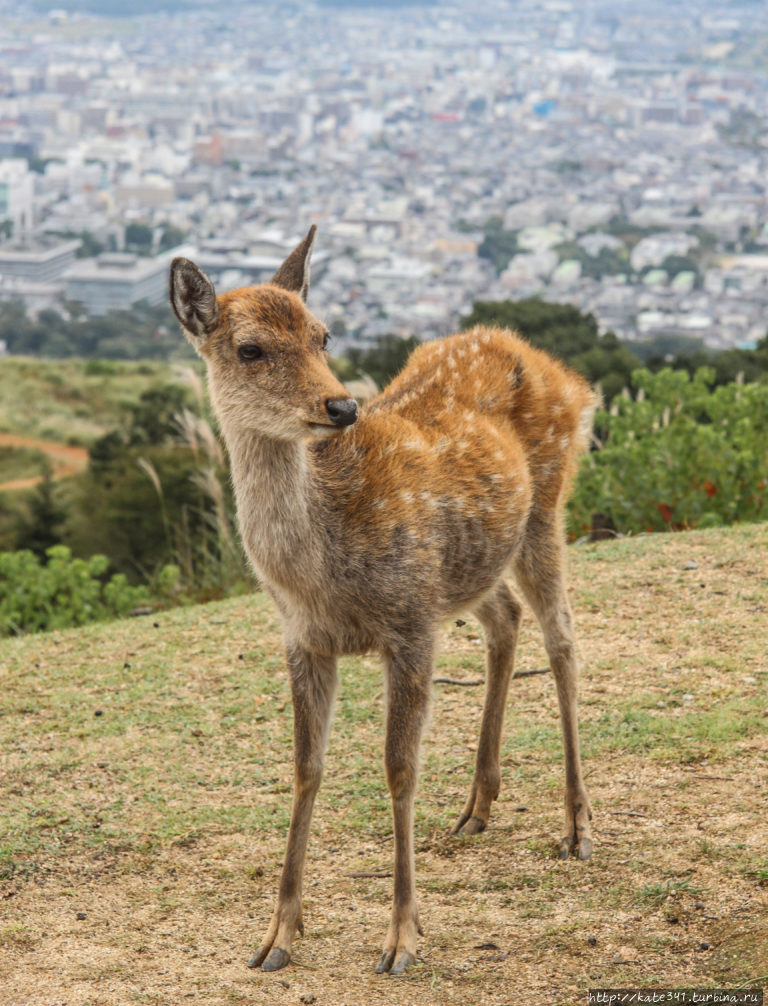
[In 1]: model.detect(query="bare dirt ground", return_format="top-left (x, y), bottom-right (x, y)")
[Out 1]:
top-left (0, 434), bottom-right (89, 492)
top-left (1, 524), bottom-right (767, 1005)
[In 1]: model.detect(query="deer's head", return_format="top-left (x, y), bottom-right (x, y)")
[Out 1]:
top-left (169, 226), bottom-right (358, 441)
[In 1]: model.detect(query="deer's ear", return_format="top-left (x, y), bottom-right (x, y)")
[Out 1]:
top-left (271, 225), bottom-right (317, 302)
top-left (169, 258), bottom-right (218, 349)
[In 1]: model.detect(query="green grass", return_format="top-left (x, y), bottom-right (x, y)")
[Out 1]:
top-left (583, 698), bottom-right (767, 763)
top-left (0, 593), bottom-right (397, 865)
top-left (635, 877), bottom-right (703, 907)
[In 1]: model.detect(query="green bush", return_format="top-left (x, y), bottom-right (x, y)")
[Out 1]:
top-left (0, 544), bottom-right (155, 636)
top-left (569, 367), bottom-right (768, 536)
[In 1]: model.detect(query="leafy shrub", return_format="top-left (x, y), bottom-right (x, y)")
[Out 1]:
top-left (0, 545), bottom-right (154, 636)
top-left (569, 367), bottom-right (768, 536)
top-left (67, 444), bottom-right (216, 581)
top-left (66, 388), bottom-right (249, 597)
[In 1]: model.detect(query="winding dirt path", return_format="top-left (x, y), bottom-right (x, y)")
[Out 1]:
top-left (0, 433), bottom-right (89, 492)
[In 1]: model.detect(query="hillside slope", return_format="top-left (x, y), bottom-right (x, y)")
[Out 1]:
top-left (0, 356), bottom-right (199, 445)
top-left (1, 524), bottom-right (767, 1005)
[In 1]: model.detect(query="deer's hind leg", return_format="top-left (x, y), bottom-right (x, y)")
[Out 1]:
top-left (451, 579), bottom-right (522, 837)
top-left (513, 519), bottom-right (592, 860)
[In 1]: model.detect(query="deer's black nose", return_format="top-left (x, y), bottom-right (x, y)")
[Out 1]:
top-left (325, 397), bottom-right (358, 427)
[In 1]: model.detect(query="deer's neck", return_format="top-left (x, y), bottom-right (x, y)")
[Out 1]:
top-left (225, 429), bottom-right (324, 590)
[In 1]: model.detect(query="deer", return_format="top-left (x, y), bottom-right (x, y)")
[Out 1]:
top-left (169, 226), bottom-right (596, 976)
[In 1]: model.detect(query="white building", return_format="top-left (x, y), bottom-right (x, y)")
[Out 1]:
top-left (0, 237), bottom-right (80, 282)
top-left (64, 247), bottom-right (193, 315)
top-left (0, 159), bottom-right (34, 237)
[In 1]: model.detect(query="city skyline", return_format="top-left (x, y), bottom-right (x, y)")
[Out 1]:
top-left (0, 0), bottom-right (767, 351)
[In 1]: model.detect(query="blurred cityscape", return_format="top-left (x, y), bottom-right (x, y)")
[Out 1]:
top-left (0, 0), bottom-right (767, 351)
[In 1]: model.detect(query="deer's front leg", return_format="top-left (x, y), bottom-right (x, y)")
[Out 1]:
top-left (376, 644), bottom-right (432, 976)
top-left (248, 648), bottom-right (337, 972)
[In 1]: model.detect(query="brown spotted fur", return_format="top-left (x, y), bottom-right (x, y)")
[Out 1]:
top-left (169, 230), bottom-right (598, 977)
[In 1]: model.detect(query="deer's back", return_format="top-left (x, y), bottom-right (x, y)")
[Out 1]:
top-left (365, 325), bottom-right (596, 512)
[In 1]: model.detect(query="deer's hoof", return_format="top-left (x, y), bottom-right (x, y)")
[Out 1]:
top-left (578, 836), bottom-right (593, 861)
top-left (376, 949), bottom-right (415, 975)
top-left (260, 946), bottom-right (291, 972)
top-left (559, 834), bottom-right (593, 860)
top-left (375, 950), bottom-right (394, 973)
top-left (390, 950), bottom-right (416, 975)
top-left (450, 813), bottom-right (487, 837)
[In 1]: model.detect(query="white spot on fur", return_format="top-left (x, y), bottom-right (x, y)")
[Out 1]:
top-left (401, 491), bottom-right (414, 504)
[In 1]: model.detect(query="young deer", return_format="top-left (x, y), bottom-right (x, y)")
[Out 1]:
top-left (169, 227), bottom-right (596, 976)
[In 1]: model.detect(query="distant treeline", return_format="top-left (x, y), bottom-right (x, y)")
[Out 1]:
top-left (1, 295), bottom-right (766, 397)
top-left (0, 300), bottom-right (193, 361)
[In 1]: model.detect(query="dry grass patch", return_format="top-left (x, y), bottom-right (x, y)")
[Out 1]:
top-left (1, 523), bottom-right (767, 1005)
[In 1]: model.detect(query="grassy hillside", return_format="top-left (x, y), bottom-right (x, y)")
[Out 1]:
top-left (1, 524), bottom-right (767, 1004)
top-left (0, 357), bottom-right (203, 446)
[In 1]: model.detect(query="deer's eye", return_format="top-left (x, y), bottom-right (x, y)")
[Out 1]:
top-left (322, 331), bottom-right (330, 351)
top-left (238, 343), bottom-right (264, 362)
